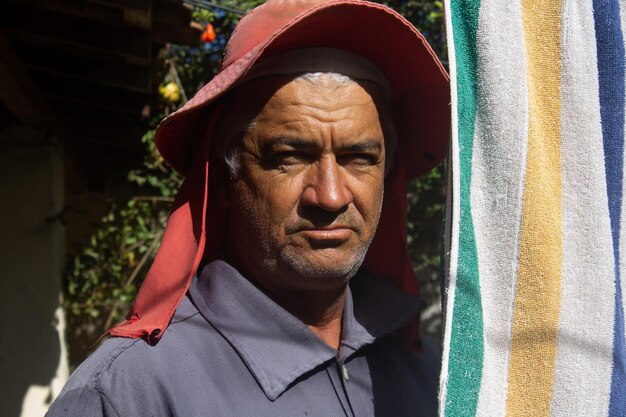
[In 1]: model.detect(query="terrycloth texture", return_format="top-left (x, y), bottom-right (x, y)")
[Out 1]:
top-left (441, 1), bottom-right (626, 416)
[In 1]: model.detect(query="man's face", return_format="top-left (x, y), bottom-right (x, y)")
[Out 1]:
top-left (225, 74), bottom-right (387, 295)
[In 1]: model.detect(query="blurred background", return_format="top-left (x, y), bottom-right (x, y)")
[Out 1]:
top-left (0, 0), bottom-right (446, 415)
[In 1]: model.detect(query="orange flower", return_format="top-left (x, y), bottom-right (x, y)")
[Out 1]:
top-left (201, 23), bottom-right (216, 43)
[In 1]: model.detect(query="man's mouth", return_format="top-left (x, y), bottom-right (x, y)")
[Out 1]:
top-left (297, 226), bottom-right (353, 244)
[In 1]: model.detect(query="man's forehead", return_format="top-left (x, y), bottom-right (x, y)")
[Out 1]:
top-left (224, 74), bottom-right (389, 123)
top-left (241, 77), bottom-right (386, 154)
top-left (244, 75), bottom-right (386, 126)
top-left (258, 74), bottom-right (383, 110)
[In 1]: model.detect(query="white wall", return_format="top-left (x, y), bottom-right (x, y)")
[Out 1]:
top-left (0, 126), bottom-right (68, 417)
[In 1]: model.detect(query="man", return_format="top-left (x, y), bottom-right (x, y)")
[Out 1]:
top-left (47, 0), bottom-right (449, 416)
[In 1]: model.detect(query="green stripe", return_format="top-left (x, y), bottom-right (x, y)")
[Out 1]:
top-left (445, 1), bottom-right (484, 416)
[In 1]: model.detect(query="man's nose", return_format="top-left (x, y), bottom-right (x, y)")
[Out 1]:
top-left (301, 157), bottom-right (353, 212)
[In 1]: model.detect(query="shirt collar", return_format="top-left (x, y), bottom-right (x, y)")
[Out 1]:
top-left (188, 259), bottom-right (421, 401)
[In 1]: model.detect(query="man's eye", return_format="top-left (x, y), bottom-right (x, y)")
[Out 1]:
top-left (339, 153), bottom-right (379, 166)
top-left (270, 151), bottom-right (308, 166)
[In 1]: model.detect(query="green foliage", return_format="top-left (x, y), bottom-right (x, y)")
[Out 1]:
top-left (65, 131), bottom-right (182, 345)
top-left (170, 1), bottom-right (265, 99)
top-left (65, 0), bottom-right (448, 353)
top-left (406, 164), bottom-right (446, 310)
top-left (64, 5), bottom-right (243, 349)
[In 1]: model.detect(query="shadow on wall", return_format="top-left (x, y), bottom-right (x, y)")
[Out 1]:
top-left (0, 132), bottom-right (68, 417)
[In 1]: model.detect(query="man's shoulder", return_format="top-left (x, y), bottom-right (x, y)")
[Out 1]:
top-left (47, 296), bottom-right (220, 416)
top-left (46, 335), bottom-right (149, 416)
top-left (80, 296), bottom-right (204, 379)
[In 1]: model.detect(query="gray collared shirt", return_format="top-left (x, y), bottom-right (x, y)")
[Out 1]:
top-left (47, 259), bottom-right (439, 417)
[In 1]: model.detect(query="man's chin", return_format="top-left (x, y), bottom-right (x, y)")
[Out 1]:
top-left (278, 248), bottom-right (368, 281)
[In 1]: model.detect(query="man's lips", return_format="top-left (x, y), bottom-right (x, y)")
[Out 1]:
top-left (297, 226), bottom-right (354, 242)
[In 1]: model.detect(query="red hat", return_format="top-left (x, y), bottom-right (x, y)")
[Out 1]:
top-left (110, 0), bottom-right (450, 349)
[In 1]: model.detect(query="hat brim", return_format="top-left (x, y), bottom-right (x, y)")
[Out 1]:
top-left (155, 0), bottom-right (450, 179)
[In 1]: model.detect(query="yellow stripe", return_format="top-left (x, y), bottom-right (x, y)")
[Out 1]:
top-left (505, 1), bottom-right (563, 416)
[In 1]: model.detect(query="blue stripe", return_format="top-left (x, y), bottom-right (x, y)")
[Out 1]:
top-left (593, 0), bottom-right (626, 414)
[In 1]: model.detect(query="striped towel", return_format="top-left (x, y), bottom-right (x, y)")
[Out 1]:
top-left (440, 1), bottom-right (626, 416)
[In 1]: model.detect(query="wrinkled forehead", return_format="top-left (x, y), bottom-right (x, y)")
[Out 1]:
top-left (245, 75), bottom-right (386, 133)
top-left (224, 73), bottom-right (389, 120)
top-left (211, 48), bottom-right (396, 165)
top-left (217, 49), bottom-right (393, 131)
top-left (212, 59), bottom-right (397, 175)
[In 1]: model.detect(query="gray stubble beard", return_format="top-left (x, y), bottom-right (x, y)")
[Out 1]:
top-left (274, 188), bottom-right (384, 284)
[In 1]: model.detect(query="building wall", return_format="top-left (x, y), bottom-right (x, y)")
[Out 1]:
top-left (0, 126), bottom-right (68, 417)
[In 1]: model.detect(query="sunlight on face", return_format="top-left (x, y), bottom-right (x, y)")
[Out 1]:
top-left (226, 74), bottom-right (387, 295)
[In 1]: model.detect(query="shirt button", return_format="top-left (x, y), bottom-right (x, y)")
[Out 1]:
top-left (342, 364), bottom-right (350, 381)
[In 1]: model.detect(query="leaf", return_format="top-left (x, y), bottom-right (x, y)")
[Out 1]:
top-left (84, 248), bottom-right (99, 259)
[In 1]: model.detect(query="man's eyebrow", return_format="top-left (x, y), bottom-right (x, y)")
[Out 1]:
top-left (340, 140), bottom-right (383, 153)
top-left (261, 137), bottom-right (383, 153)
top-left (263, 137), bottom-right (317, 149)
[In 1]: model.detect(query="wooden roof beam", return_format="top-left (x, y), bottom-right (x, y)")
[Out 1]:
top-left (24, 63), bottom-right (151, 94)
top-left (2, 3), bottom-right (152, 62)
top-left (4, 29), bottom-right (150, 67)
top-left (9, 0), bottom-right (127, 28)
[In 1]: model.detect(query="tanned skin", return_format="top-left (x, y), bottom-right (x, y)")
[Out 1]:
top-left (224, 75), bottom-right (387, 349)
